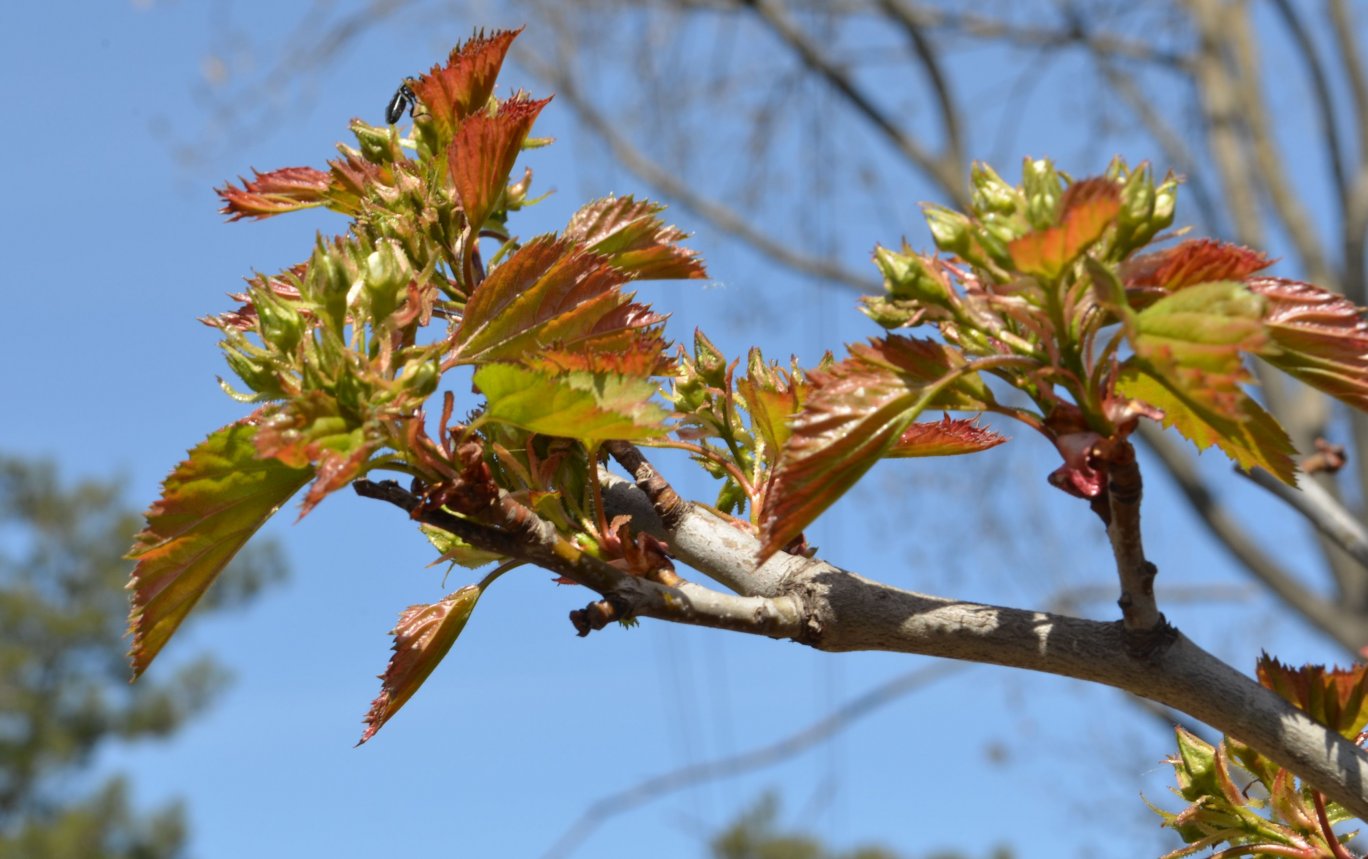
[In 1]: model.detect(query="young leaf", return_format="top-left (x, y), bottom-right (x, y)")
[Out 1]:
top-left (1118, 367), bottom-right (1296, 483)
top-left (474, 363), bottom-right (670, 443)
top-left (885, 415), bottom-right (1007, 458)
top-left (359, 585), bottom-right (485, 745)
top-left (1248, 277), bottom-right (1368, 412)
top-left (1119, 280), bottom-right (1297, 481)
top-left (759, 336), bottom-right (994, 559)
top-left (1122, 239), bottom-right (1273, 292)
top-left (1007, 177), bottom-right (1121, 280)
top-left (126, 421), bottom-right (313, 677)
top-left (562, 196), bottom-right (707, 280)
top-left (411, 28), bottom-right (522, 135)
top-left (448, 96), bottom-right (550, 233)
top-left (217, 167), bottom-right (332, 221)
top-left (1257, 653), bottom-right (1368, 738)
top-left (451, 236), bottom-right (661, 364)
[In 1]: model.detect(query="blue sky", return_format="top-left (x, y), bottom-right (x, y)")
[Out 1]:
top-left (2, 3), bottom-right (1356, 858)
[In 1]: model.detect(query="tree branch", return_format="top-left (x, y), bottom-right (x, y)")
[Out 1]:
top-left (1104, 441), bottom-right (1168, 650)
top-left (743, 0), bottom-right (968, 207)
top-left (513, 45), bottom-right (881, 294)
top-left (1136, 425), bottom-right (1368, 653)
top-left (593, 470), bottom-right (1368, 819)
top-left (1241, 468), bottom-right (1368, 573)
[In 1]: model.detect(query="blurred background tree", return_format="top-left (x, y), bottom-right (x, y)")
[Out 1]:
top-left (0, 457), bottom-right (286, 859)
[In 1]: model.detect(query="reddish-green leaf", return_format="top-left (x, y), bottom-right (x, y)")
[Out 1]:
top-left (1008, 178), bottom-right (1121, 280)
top-left (253, 394), bottom-right (376, 518)
top-left (474, 363), bottom-right (670, 443)
top-left (126, 422), bottom-right (313, 677)
top-left (217, 167), bottom-right (331, 221)
top-left (452, 236), bottom-right (662, 364)
top-left (737, 355), bottom-right (808, 457)
top-left (359, 585), bottom-right (484, 744)
top-left (1257, 654), bottom-right (1368, 738)
top-left (563, 196), bottom-right (707, 280)
top-left (411, 28), bottom-right (522, 135)
top-left (1248, 277), bottom-right (1368, 412)
top-left (886, 415), bottom-right (1007, 458)
top-left (448, 96), bottom-right (550, 233)
top-left (1117, 282), bottom-right (1296, 482)
top-left (1117, 367), bottom-right (1296, 483)
top-left (758, 336), bottom-right (993, 559)
top-left (1123, 239), bottom-right (1273, 291)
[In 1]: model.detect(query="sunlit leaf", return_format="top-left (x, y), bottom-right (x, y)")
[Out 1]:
top-left (1123, 238), bottom-right (1273, 292)
top-left (759, 336), bottom-right (993, 559)
top-left (448, 96), bottom-right (550, 232)
top-left (1007, 177), bottom-right (1121, 280)
top-left (422, 524), bottom-right (506, 569)
top-left (452, 236), bottom-right (662, 364)
top-left (525, 334), bottom-right (675, 378)
top-left (253, 394), bottom-right (377, 518)
top-left (1257, 653), bottom-right (1368, 738)
top-left (886, 415), bottom-right (1007, 458)
top-left (217, 167), bottom-right (331, 221)
top-left (358, 585), bottom-right (484, 744)
top-left (737, 354), bottom-right (808, 457)
top-left (126, 421), bottom-right (313, 677)
top-left (474, 363), bottom-right (670, 443)
top-left (1248, 277), bottom-right (1368, 412)
top-left (411, 28), bottom-right (522, 135)
top-left (1118, 282), bottom-right (1296, 482)
top-left (563, 196), bottom-right (707, 280)
top-left (1117, 367), bottom-right (1296, 483)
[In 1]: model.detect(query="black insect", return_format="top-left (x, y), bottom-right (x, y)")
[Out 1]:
top-left (385, 82), bottom-right (417, 124)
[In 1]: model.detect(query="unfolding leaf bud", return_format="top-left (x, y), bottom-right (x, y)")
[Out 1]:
top-left (970, 163), bottom-right (1019, 216)
top-left (746, 347), bottom-right (776, 389)
top-left (505, 167), bottom-right (533, 210)
top-left (365, 240), bottom-right (412, 321)
top-left (308, 240), bottom-right (354, 333)
top-left (352, 121), bottom-right (397, 164)
top-left (693, 329), bottom-right (727, 387)
top-left (255, 289), bottom-right (304, 354)
top-left (873, 245), bottom-right (952, 307)
top-left (1020, 158), bottom-right (1062, 229)
top-left (923, 206), bottom-right (973, 259)
top-left (398, 357), bottom-right (441, 398)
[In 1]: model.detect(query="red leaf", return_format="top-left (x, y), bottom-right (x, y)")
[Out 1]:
top-left (359, 585), bottom-right (485, 744)
top-left (526, 333), bottom-right (676, 377)
top-left (1257, 653), bottom-right (1368, 738)
top-left (217, 167), bottom-right (331, 221)
top-left (886, 415), bottom-right (1007, 458)
top-left (452, 236), bottom-right (661, 364)
top-left (126, 421), bottom-right (313, 677)
top-left (1123, 239), bottom-right (1273, 291)
top-left (1248, 277), bottom-right (1368, 412)
top-left (1008, 178), bottom-right (1121, 280)
top-left (448, 96), bottom-right (550, 233)
top-left (411, 29), bottom-right (522, 134)
top-left (758, 336), bottom-right (994, 559)
top-left (563, 196), bottom-right (707, 281)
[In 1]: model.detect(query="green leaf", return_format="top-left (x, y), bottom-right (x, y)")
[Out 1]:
top-left (885, 415), bottom-right (1007, 458)
top-left (474, 363), bottom-right (670, 443)
top-left (452, 236), bottom-right (661, 364)
top-left (1119, 281), bottom-right (1296, 482)
top-left (1117, 367), bottom-right (1296, 483)
top-left (1249, 277), bottom-right (1368, 412)
top-left (758, 336), bottom-right (993, 559)
top-left (126, 422), bottom-right (313, 677)
top-left (563, 196), bottom-right (707, 280)
top-left (422, 523), bottom-right (506, 569)
top-left (358, 584), bottom-right (485, 744)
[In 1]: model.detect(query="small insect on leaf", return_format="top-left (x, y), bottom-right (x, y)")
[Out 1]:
top-left (385, 83), bottom-right (417, 125)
